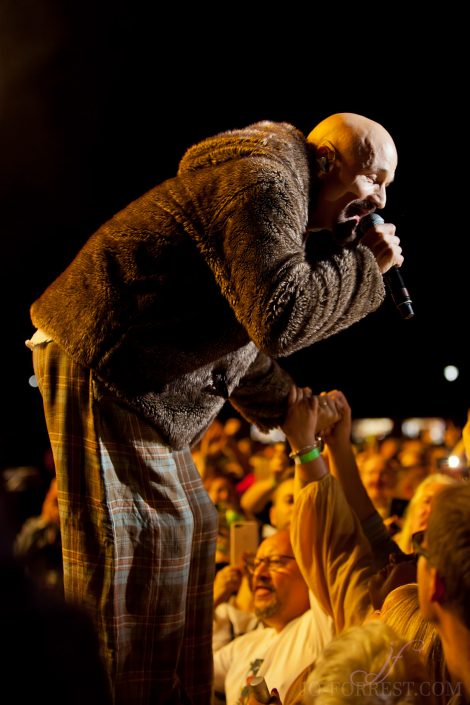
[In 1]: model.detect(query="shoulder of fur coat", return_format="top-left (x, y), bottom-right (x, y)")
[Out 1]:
top-left (178, 120), bottom-right (308, 179)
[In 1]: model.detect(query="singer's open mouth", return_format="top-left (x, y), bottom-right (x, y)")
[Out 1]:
top-left (345, 201), bottom-right (375, 220)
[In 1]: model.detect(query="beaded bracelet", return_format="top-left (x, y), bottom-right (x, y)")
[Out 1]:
top-left (288, 440), bottom-right (321, 458)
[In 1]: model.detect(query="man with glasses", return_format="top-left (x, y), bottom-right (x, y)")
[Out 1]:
top-left (213, 529), bottom-right (333, 705)
top-left (416, 484), bottom-right (470, 704)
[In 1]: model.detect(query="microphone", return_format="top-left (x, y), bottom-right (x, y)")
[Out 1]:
top-left (358, 213), bottom-right (415, 320)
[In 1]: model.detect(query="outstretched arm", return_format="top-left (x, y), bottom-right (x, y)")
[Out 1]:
top-left (322, 390), bottom-right (403, 567)
top-left (281, 388), bottom-right (374, 631)
top-left (322, 390), bottom-right (377, 522)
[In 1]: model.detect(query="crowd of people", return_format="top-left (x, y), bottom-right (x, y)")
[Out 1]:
top-left (11, 110), bottom-right (469, 705)
top-left (2, 398), bottom-right (469, 704)
top-left (206, 392), bottom-right (470, 705)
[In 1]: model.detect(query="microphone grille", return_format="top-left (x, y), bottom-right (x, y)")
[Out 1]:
top-left (358, 213), bottom-right (384, 233)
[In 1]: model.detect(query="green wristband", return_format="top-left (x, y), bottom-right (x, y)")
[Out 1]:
top-left (295, 447), bottom-right (322, 465)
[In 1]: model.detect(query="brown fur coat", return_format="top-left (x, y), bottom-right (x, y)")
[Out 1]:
top-left (31, 121), bottom-right (384, 447)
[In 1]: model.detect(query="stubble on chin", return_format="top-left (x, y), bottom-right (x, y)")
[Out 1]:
top-left (255, 596), bottom-right (280, 620)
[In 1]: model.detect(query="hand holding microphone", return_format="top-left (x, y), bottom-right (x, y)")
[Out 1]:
top-left (358, 213), bottom-right (414, 320)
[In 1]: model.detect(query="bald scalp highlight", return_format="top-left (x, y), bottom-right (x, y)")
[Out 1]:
top-left (307, 112), bottom-right (397, 171)
top-left (258, 527), bottom-right (292, 554)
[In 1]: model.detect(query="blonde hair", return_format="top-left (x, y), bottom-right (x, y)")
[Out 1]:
top-left (395, 473), bottom-right (458, 553)
top-left (380, 584), bottom-right (448, 702)
top-left (304, 621), bottom-right (433, 705)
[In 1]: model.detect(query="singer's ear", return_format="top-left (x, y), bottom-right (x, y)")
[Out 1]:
top-left (316, 144), bottom-right (335, 174)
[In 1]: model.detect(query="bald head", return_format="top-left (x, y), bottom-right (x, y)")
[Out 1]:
top-left (260, 527), bottom-right (292, 554)
top-left (306, 113), bottom-right (398, 232)
top-left (307, 113), bottom-right (397, 173)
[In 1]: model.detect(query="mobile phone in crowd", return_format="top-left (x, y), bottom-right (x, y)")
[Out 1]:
top-left (230, 520), bottom-right (259, 566)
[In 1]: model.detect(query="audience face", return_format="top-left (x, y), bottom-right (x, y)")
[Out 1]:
top-left (206, 476), bottom-right (232, 506)
top-left (410, 481), bottom-right (449, 535)
top-left (250, 530), bottom-right (309, 631)
top-left (359, 455), bottom-right (396, 507)
top-left (443, 420), bottom-right (461, 449)
top-left (269, 478), bottom-right (295, 530)
top-left (398, 439), bottom-right (425, 468)
top-left (269, 442), bottom-right (289, 475)
top-left (417, 484), bottom-right (470, 631)
top-left (379, 437), bottom-right (401, 460)
top-left (427, 446), bottom-right (449, 474)
top-left (394, 466), bottom-right (427, 502)
top-left (223, 417), bottom-right (242, 437)
top-left (205, 475), bottom-right (239, 565)
top-left (204, 420), bottom-right (225, 454)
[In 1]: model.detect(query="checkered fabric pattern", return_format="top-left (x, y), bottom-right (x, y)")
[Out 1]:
top-left (32, 340), bottom-right (218, 705)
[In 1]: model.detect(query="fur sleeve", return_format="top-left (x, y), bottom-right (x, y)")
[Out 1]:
top-left (215, 174), bottom-right (385, 358)
top-left (229, 350), bottom-right (293, 430)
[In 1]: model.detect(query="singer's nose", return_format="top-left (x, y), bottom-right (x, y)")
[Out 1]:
top-left (371, 182), bottom-right (387, 209)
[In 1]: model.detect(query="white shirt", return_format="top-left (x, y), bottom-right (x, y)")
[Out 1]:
top-left (213, 602), bottom-right (259, 651)
top-left (213, 593), bottom-right (334, 705)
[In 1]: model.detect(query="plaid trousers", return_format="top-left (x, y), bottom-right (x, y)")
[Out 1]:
top-left (32, 340), bottom-right (218, 705)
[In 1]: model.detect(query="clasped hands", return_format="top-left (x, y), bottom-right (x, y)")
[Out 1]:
top-left (281, 385), bottom-right (346, 454)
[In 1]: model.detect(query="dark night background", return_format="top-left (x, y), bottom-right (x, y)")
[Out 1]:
top-left (1, 3), bottom-right (468, 471)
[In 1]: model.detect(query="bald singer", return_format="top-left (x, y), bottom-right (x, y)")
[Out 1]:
top-left (26, 113), bottom-right (403, 705)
